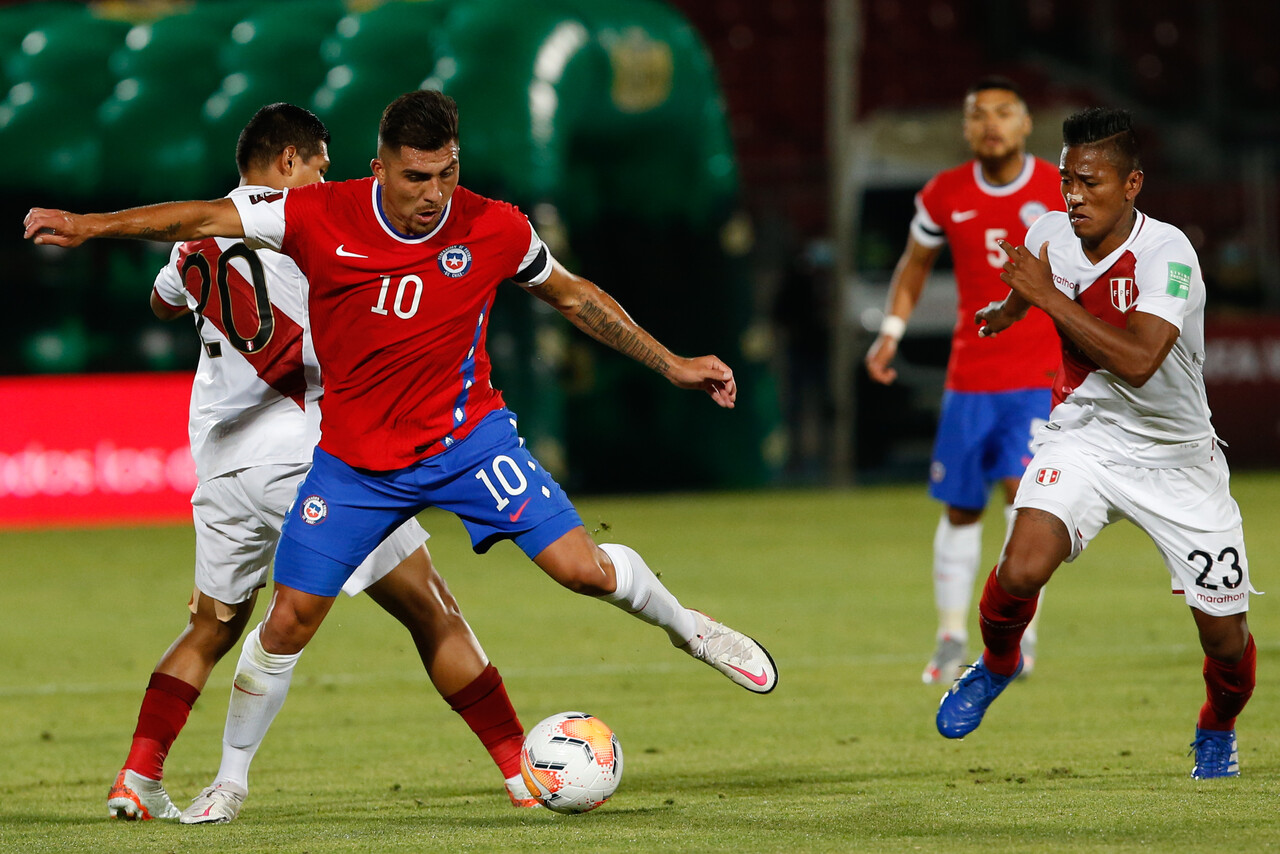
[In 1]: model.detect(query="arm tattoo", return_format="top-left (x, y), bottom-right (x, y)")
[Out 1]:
top-left (136, 222), bottom-right (183, 241)
top-left (577, 300), bottom-right (670, 375)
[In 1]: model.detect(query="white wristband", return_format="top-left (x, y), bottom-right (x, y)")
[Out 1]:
top-left (879, 315), bottom-right (907, 342)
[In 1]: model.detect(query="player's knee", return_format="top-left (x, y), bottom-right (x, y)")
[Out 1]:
top-left (995, 556), bottom-right (1047, 599)
top-left (259, 623), bottom-right (304, 655)
top-left (404, 595), bottom-right (467, 644)
top-left (259, 606), bottom-right (321, 655)
top-left (554, 559), bottom-right (612, 596)
top-left (1198, 617), bottom-right (1248, 663)
top-left (187, 590), bottom-right (253, 656)
top-left (188, 612), bottom-right (245, 657)
top-left (946, 505), bottom-right (983, 526)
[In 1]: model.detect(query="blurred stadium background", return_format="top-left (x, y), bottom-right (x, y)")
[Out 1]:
top-left (0, 0), bottom-right (1276, 527)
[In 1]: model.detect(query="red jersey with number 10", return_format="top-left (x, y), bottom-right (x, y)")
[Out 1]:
top-left (233, 179), bottom-right (553, 471)
top-left (910, 155), bottom-right (1063, 392)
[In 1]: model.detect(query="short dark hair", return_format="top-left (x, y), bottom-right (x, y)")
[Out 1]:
top-left (1062, 107), bottom-right (1141, 174)
top-left (236, 103), bottom-right (330, 175)
top-left (966, 75), bottom-right (1025, 103)
top-left (379, 89), bottom-right (459, 153)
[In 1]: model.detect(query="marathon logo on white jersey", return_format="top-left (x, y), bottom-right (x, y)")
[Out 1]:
top-left (300, 495), bottom-right (328, 524)
top-left (1110, 277), bottom-right (1137, 312)
top-left (439, 245), bottom-right (473, 278)
top-left (1035, 467), bottom-right (1060, 485)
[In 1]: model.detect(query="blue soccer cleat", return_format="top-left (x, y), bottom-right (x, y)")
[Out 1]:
top-left (936, 656), bottom-right (1022, 739)
top-left (1189, 728), bottom-right (1239, 779)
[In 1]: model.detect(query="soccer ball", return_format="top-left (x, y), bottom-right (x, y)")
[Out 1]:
top-left (519, 712), bottom-right (623, 814)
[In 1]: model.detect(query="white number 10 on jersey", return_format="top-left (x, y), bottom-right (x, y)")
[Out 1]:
top-left (371, 275), bottom-right (424, 319)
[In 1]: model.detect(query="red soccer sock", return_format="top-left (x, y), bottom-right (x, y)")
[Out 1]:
top-left (444, 664), bottom-right (524, 779)
top-left (978, 568), bottom-right (1039, 677)
top-left (1198, 634), bottom-right (1257, 731)
top-left (123, 672), bottom-right (201, 780)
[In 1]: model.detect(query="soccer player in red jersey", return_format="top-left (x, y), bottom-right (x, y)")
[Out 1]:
top-left (26, 91), bottom-right (777, 792)
top-left (939, 108), bottom-right (1254, 779)
top-left (863, 77), bottom-right (1063, 684)
top-left (104, 103), bottom-right (535, 823)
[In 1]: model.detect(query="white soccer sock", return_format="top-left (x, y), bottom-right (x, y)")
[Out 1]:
top-left (214, 624), bottom-right (302, 791)
top-left (599, 543), bottom-right (698, 647)
top-left (933, 514), bottom-right (983, 640)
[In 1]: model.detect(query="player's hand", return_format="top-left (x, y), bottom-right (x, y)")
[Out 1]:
top-left (997, 239), bottom-right (1055, 306)
top-left (670, 355), bottom-right (737, 408)
top-left (23, 208), bottom-right (88, 247)
top-left (864, 335), bottom-right (899, 384)
top-left (975, 300), bottom-right (1016, 338)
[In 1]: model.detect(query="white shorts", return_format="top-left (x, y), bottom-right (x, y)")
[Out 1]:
top-left (1014, 435), bottom-right (1253, 616)
top-left (191, 462), bottom-right (428, 605)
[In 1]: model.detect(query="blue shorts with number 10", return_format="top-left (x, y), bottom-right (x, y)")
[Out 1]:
top-left (275, 408), bottom-right (583, 597)
top-left (929, 388), bottom-right (1051, 512)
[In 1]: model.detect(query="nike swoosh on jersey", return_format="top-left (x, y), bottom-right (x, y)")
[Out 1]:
top-left (950, 210), bottom-right (979, 222)
top-left (335, 244), bottom-right (369, 258)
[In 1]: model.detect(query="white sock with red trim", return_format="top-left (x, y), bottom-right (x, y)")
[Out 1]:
top-left (215, 624), bottom-right (302, 791)
top-left (599, 543), bottom-right (698, 646)
top-left (933, 514), bottom-right (982, 640)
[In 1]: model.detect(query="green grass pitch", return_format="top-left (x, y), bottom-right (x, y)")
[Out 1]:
top-left (2, 475), bottom-right (1278, 852)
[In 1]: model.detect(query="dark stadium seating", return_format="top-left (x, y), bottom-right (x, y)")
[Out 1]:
top-left (0, 0), bottom-right (777, 489)
top-left (4, 14), bottom-right (130, 105)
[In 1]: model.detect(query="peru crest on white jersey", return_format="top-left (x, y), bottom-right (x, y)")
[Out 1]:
top-left (151, 186), bottom-right (321, 480)
top-left (1026, 210), bottom-right (1213, 466)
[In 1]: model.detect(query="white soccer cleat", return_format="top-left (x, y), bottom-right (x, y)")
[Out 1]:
top-left (922, 635), bottom-right (967, 685)
top-left (107, 769), bottom-right (181, 820)
top-left (681, 610), bottom-right (778, 693)
top-left (505, 773), bottom-right (542, 808)
top-left (180, 780), bottom-right (248, 824)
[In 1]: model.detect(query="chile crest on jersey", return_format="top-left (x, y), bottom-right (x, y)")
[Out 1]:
top-left (439, 244), bottom-right (473, 278)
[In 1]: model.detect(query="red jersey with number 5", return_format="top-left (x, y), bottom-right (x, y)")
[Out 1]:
top-left (232, 179), bottom-right (553, 471)
top-left (910, 155), bottom-right (1063, 392)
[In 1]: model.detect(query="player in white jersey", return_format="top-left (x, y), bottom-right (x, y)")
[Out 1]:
top-left (108, 104), bottom-right (536, 824)
top-left (934, 108), bottom-right (1256, 779)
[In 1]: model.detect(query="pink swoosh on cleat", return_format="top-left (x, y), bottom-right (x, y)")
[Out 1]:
top-left (726, 663), bottom-right (770, 687)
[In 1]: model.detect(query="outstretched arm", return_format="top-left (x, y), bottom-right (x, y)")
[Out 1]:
top-left (23, 199), bottom-right (243, 248)
top-left (527, 259), bottom-right (737, 408)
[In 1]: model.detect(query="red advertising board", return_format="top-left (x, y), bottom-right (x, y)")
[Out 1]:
top-left (1204, 317), bottom-right (1280, 468)
top-left (0, 373), bottom-right (195, 528)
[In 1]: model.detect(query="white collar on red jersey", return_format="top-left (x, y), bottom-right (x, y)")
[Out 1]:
top-left (371, 181), bottom-right (453, 244)
top-left (971, 154), bottom-right (1035, 197)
